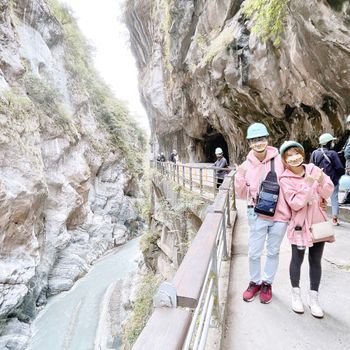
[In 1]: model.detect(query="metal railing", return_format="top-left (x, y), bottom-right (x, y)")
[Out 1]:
top-left (133, 162), bottom-right (237, 350)
top-left (154, 161), bottom-right (233, 199)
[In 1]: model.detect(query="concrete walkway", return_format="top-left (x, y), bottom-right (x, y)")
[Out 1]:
top-left (222, 200), bottom-right (350, 350)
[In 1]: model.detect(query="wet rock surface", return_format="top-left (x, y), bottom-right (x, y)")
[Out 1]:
top-left (126, 0), bottom-right (350, 161)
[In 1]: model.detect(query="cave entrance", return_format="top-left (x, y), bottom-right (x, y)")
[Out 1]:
top-left (204, 133), bottom-right (229, 164)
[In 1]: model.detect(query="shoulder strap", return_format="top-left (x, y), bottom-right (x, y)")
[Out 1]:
top-left (342, 137), bottom-right (350, 151)
top-left (320, 148), bottom-right (332, 164)
top-left (264, 157), bottom-right (277, 183)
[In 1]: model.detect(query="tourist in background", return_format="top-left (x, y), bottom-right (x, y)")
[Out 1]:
top-left (279, 141), bottom-right (334, 318)
top-left (213, 147), bottom-right (228, 188)
top-left (310, 133), bottom-right (344, 225)
top-left (159, 152), bottom-right (166, 162)
top-left (235, 123), bottom-right (290, 304)
top-left (340, 115), bottom-right (350, 204)
top-left (169, 149), bottom-right (178, 164)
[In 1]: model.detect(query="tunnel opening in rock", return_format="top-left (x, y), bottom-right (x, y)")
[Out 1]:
top-left (326, 0), bottom-right (349, 11)
top-left (204, 133), bottom-right (229, 164)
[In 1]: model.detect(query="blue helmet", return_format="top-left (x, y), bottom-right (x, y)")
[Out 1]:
top-left (319, 133), bottom-right (336, 145)
top-left (246, 123), bottom-right (269, 140)
top-left (339, 175), bottom-right (350, 191)
top-left (279, 141), bottom-right (304, 157)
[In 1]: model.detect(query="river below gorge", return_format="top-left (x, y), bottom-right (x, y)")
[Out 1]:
top-left (27, 237), bottom-right (141, 350)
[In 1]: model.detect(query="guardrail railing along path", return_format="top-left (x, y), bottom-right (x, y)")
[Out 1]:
top-left (133, 161), bottom-right (237, 350)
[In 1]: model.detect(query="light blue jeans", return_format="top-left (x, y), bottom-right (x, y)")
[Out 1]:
top-left (331, 184), bottom-right (339, 216)
top-left (248, 217), bottom-right (288, 284)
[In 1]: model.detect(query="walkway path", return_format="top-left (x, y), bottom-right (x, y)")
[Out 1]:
top-left (222, 200), bottom-right (350, 350)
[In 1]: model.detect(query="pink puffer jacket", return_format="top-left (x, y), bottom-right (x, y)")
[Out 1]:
top-left (235, 146), bottom-right (291, 222)
top-left (280, 163), bottom-right (335, 247)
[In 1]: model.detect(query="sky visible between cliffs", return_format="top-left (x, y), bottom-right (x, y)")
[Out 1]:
top-left (60, 0), bottom-right (150, 133)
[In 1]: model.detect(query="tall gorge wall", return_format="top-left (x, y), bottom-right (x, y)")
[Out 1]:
top-left (125, 0), bottom-right (350, 163)
top-left (0, 1), bottom-right (145, 347)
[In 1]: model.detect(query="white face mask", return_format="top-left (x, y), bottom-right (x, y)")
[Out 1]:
top-left (251, 141), bottom-right (268, 153)
top-left (286, 154), bottom-right (304, 167)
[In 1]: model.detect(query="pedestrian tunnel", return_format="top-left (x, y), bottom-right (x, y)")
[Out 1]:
top-left (204, 132), bottom-right (229, 164)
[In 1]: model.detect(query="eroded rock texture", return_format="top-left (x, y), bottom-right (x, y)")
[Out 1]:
top-left (126, 0), bottom-right (350, 162)
top-left (0, 1), bottom-right (144, 346)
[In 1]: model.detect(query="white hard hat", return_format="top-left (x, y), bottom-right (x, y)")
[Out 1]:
top-left (215, 147), bottom-right (223, 155)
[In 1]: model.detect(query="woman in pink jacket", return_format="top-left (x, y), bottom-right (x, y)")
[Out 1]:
top-left (279, 141), bottom-right (334, 318)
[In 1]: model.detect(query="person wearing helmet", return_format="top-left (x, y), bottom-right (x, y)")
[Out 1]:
top-left (213, 147), bottom-right (228, 188)
top-left (310, 133), bottom-right (344, 225)
top-left (159, 152), bottom-right (166, 162)
top-left (340, 115), bottom-right (350, 204)
top-left (235, 122), bottom-right (291, 304)
top-left (279, 141), bottom-right (334, 318)
top-left (169, 149), bottom-right (178, 164)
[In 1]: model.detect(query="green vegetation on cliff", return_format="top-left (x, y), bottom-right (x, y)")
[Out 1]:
top-left (243, 0), bottom-right (290, 46)
top-left (47, 0), bottom-right (147, 174)
top-left (122, 272), bottom-right (161, 346)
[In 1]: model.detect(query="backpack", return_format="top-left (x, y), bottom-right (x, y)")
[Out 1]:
top-left (254, 158), bottom-right (280, 217)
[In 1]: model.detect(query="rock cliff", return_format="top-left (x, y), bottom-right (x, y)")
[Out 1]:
top-left (125, 0), bottom-right (350, 163)
top-left (0, 0), bottom-right (145, 347)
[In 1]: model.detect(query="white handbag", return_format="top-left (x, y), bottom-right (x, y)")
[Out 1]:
top-left (311, 221), bottom-right (334, 243)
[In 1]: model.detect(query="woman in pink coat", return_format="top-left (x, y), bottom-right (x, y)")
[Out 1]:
top-left (279, 141), bottom-right (334, 318)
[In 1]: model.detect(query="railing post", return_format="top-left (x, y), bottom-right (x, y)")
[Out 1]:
top-left (199, 168), bottom-right (203, 195)
top-left (210, 245), bottom-right (220, 326)
top-left (182, 165), bottom-right (185, 188)
top-left (226, 194), bottom-right (231, 228)
top-left (221, 211), bottom-right (228, 260)
top-left (190, 167), bottom-right (193, 191)
top-left (213, 169), bottom-right (217, 198)
top-left (177, 164), bottom-right (180, 183)
top-left (232, 172), bottom-right (237, 211)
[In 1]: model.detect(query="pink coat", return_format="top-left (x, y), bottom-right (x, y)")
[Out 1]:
top-left (280, 163), bottom-right (335, 247)
top-left (235, 146), bottom-right (291, 222)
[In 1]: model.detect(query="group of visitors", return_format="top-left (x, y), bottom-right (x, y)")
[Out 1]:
top-left (156, 149), bottom-right (178, 164)
top-left (235, 116), bottom-right (350, 319)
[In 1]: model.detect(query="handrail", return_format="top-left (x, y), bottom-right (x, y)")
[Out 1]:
top-left (153, 160), bottom-right (233, 199)
top-left (133, 162), bottom-right (237, 350)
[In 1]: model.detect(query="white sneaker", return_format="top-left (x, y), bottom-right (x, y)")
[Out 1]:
top-left (308, 290), bottom-right (324, 318)
top-left (291, 287), bottom-right (304, 314)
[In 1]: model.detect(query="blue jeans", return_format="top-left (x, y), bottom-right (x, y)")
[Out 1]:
top-left (331, 184), bottom-right (339, 216)
top-left (248, 217), bottom-right (288, 284)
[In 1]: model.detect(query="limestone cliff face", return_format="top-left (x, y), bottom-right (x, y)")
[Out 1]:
top-left (0, 0), bottom-right (145, 345)
top-left (126, 0), bottom-right (350, 162)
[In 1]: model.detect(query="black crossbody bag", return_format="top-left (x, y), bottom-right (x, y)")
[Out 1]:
top-left (254, 158), bottom-right (280, 217)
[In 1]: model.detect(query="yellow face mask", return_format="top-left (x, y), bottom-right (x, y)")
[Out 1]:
top-left (286, 154), bottom-right (304, 167)
top-left (251, 141), bottom-right (268, 153)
